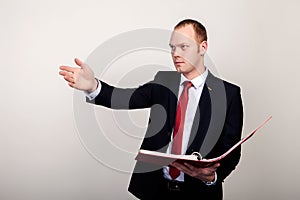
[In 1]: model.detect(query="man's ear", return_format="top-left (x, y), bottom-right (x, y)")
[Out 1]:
top-left (199, 41), bottom-right (208, 56)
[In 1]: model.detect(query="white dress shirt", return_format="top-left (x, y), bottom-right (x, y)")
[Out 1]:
top-left (162, 68), bottom-right (209, 182)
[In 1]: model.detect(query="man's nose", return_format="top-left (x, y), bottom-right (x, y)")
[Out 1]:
top-left (172, 48), bottom-right (181, 57)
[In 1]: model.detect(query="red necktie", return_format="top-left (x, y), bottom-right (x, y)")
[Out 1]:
top-left (169, 81), bottom-right (193, 179)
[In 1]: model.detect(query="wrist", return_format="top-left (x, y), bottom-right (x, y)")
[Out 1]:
top-left (203, 172), bottom-right (217, 186)
top-left (87, 78), bottom-right (98, 93)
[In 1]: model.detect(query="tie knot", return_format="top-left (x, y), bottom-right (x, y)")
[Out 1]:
top-left (183, 81), bottom-right (193, 90)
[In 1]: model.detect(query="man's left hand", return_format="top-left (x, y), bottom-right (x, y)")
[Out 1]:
top-left (170, 162), bottom-right (220, 182)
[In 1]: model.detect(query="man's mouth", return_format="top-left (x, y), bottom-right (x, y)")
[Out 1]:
top-left (175, 61), bottom-right (185, 65)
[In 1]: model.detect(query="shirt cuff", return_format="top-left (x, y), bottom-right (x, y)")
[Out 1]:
top-left (203, 172), bottom-right (217, 186)
top-left (85, 78), bottom-right (101, 100)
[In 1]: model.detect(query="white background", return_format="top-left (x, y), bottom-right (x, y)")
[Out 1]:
top-left (1, 0), bottom-right (300, 199)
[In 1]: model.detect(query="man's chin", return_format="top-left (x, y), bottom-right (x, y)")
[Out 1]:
top-left (175, 64), bottom-right (185, 71)
top-left (175, 67), bottom-right (183, 73)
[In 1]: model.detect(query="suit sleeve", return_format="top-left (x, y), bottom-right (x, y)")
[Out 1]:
top-left (216, 86), bottom-right (244, 182)
top-left (85, 73), bottom-right (167, 109)
top-left (86, 80), bottom-right (154, 109)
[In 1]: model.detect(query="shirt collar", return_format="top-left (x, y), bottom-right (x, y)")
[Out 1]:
top-left (180, 67), bottom-right (208, 89)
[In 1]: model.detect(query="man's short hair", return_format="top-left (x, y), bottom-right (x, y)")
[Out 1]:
top-left (174, 19), bottom-right (208, 44)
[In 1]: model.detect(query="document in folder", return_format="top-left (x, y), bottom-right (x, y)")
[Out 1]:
top-left (135, 116), bottom-right (272, 167)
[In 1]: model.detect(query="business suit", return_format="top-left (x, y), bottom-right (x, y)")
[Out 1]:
top-left (88, 70), bottom-right (243, 200)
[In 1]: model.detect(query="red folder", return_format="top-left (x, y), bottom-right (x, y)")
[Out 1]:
top-left (135, 116), bottom-right (272, 167)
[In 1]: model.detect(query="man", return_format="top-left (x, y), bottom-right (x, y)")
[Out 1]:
top-left (59, 19), bottom-right (243, 200)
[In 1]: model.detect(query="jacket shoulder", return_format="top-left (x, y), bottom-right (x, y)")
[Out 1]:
top-left (207, 72), bottom-right (241, 95)
top-left (154, 71), bottom-right (180, 81)
top-left (151, 71), bottom-right (180, 93)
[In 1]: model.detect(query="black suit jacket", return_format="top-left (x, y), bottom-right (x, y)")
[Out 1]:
top-left (88, 71), bottom-right (243, 200)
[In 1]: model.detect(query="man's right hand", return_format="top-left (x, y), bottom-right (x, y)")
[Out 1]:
top-left (59, 58), bottom-right (98, 93)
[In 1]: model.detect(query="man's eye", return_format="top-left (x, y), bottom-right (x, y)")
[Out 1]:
top-left (170, 45), bottom-right (176, 51)
top-left (181, 45), bottom-right (189, 50)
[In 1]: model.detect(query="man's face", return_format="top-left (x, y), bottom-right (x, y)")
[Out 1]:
top-left (169, 25), bottom-right (207, 79)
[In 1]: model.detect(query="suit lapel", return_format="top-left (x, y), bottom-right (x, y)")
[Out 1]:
top-left (199, 72), bottom-right (227, 157)
top-left (186, 72), bottom-right (227, 157)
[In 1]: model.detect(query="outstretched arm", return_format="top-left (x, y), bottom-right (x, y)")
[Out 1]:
top-left (59, 58), bottom-right (98, 93)
top-left (59, 58), bottom-right (156, 110)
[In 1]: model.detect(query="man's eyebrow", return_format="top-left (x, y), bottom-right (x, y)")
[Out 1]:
top-left (169, 42), bottom-right (189, 46)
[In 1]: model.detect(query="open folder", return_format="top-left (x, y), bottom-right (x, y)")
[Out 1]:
top-left (135, 116), bottom-right (272, 167)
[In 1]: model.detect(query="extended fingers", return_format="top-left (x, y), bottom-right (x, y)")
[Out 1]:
top-left (64, 75), bottom-right (75, 83)
top-left (59, 70), bottom-right (72, 77)
top-left (59, 65), bottom-right (76, 73)
top-left (68, 82), bottom-right (75, 88)
top-left (59, 70), bottom-right (73, 81)
top-left (74, 58), bottom-right (83, 67)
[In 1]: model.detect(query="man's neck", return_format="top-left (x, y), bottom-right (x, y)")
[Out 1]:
top-left (183, 65), bottom-right (206, 80)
